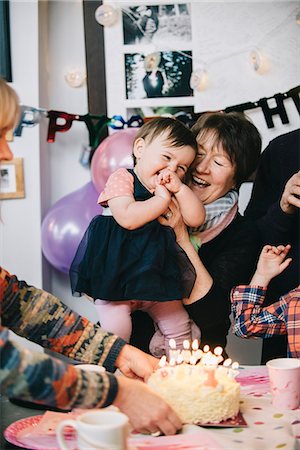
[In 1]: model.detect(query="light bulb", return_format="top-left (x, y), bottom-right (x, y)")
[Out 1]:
top-left (65, 69), bottom-right (86, 88)
top-left (250, 49), bottom-right (269, 75)
top-left (95, 4), bottom-right (119, 27)
top-left (190, 67), bottom-right (208, 91)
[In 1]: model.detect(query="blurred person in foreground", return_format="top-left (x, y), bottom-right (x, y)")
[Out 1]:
top-left (0, 77), bottom-right (181, 436)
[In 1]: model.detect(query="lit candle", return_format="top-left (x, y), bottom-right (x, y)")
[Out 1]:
top-left (181, 340), bottom-right (192, 363)
top-left (158, 355), bottom-right (167, 368)
top-left (176, 354), bottom-right (184, 365)
top-left (203, 344), bottom-right (210, 353)
top-left (203, 353), bottom-right (219, 387)
top-left (228, 361), bottom-right (240, 378)
top-left (169, 339), bottom-right (180, 361)
top-left (214, 346), bottom-right (224, 364)
top-left (204, 366), bottom-right (218, 387)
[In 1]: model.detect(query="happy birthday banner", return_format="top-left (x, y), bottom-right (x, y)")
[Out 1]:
top-left (14, 85), bottom-right (300, 151)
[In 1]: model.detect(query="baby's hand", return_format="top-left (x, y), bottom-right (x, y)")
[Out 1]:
top-left (154, 183), bottom-right (171, 203)
top-left (256, 244), bottom-right (292, 280)
top-left (157, 169), bottom-right (183, 193)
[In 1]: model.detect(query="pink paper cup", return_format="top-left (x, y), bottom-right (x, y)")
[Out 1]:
top-left (267, 358), bottom-right (300, 410)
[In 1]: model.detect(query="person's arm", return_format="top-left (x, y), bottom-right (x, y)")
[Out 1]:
top-left (0, 267), bottom-right (158, 380)
top-left (174, 184), bottom-right (205, 228)
top-left (0, 326), bottom-right (118, 409)
top-left (250, 244), bottom-right (292, 287)
top-left (109, 189), bottom-right (170, 230)
top-left (231, 286), bottom-right (287, 338)
top-left (159, 201), bottom-right (261, 348)
top-left (245, 139), bottom-right (299, 244)
top-left (0, 327), bottom-right (182, 435)
top-left (99, 168), bottom-right (171, 230)
top-left (157, 169), bottom-right (205, 227)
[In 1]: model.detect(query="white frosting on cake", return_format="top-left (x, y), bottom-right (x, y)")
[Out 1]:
top-left (147, 364), bottom-right (240, 424)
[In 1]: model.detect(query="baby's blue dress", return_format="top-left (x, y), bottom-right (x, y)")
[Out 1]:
top-left (70, 169), bottom-right (194, 301)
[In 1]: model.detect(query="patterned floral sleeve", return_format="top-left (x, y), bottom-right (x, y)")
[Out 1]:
top-left (0, 266), bottom-right (126, 408)
top-left (230, 285), bottom-right (287, 338)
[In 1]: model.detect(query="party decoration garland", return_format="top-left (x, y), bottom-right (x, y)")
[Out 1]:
top-left (13, 85), bottom-right (300, 154)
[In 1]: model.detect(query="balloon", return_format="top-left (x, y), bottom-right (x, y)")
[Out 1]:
top-left (41, 182), bottom-right (101, 273)
top-left (91, 128), bottom-right (137, 193)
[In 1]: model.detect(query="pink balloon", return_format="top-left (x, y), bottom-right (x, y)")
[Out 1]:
top-left (41, 182), bottom-right (101, 273)
top-left (91, 128), bottom-right (137, 193)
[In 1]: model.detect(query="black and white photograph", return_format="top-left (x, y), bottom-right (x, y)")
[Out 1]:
top-left (122, 3), bottom-right (192, 46)
top-left (125, 51), bottom-right (193, 99)
top-left (0, 165), bottom-right (16, 193)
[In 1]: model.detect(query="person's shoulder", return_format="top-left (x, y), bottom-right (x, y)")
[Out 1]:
top-left (264, 129), bottom-right (300, 157)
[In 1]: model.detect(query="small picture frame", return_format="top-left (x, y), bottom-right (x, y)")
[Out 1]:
top-left (0, 157), bottom-right (25, 199)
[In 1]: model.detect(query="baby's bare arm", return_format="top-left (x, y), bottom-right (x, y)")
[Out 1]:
top-left (109, 193), bottom-right (170, 230)
top-left (174, 184), bottom-right (205, 227)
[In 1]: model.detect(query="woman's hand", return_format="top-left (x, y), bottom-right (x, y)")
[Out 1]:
top-left (158, 198), bottom-right (189, 245)
top-left (114, 376), bottom-right (182, 435)
top-left (280, 170), bottom-right (300, 215)
top-left (115, 344), bottom-right (159, 381)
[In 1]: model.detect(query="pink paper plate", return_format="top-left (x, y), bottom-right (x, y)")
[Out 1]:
top-left (4, 415), bottom-right (76, 450)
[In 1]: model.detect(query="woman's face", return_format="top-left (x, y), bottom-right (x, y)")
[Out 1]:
top-left (0, 130), bottom-right (14, 162)
top-left (190, 131), bottom-right (236, 205)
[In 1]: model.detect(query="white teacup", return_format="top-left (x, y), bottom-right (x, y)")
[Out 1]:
top-left (56, 410), bottom-right (129, 450)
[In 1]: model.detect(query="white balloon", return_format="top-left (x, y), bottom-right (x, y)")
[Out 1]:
top-left (95, 4), bottom-right (119, 27)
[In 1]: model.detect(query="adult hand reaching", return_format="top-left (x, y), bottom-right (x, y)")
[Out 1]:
top-left (280, 170), bottom-right (300, 215)
top-left (114, 376), bottom-right (182, 435)
top-left (115, 344), bottom-right (159, 381)
top-left (158, 198), bottom-right (188, 244)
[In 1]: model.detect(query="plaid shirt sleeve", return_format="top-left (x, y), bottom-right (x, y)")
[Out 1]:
top-left (230, 285), bottom-right (287, 338)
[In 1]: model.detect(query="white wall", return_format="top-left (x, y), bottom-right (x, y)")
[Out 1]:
top-left (3, 0), bottom-right (299, 364)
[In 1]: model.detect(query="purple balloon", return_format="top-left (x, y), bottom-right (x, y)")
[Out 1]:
top-left (91, 128), bottom-right (137, 193)
top-left (41, 181), bottom-right (101, 273)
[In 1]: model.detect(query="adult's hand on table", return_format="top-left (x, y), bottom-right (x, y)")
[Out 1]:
top-left (114, 376), bottom-right (182, 436)
top-left (115, 344), bottom-right (159, 381)
top-left (280, 170), bottom-right (300, 214)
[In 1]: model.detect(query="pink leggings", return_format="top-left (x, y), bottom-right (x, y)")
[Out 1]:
top-left (94, 299), bottom-right (192, 356)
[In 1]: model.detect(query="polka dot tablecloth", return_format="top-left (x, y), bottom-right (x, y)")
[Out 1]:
top-left (207, 366), bottom-right (300, 450)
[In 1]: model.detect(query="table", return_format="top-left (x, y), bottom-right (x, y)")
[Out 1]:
top-left (1, 366), bottom-right (299, 450)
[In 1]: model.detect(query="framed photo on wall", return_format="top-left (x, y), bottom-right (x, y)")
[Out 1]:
top-left (83, 1), bottom-right (195, 124)
top-left (0, 158), bottom-right (25, 199)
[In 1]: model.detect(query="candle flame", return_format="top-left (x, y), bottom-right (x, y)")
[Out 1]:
top-left (223, 358), bottom-right (232, 367)
top-left (214, 346), bottom-right (223, 356)
top-left (192, 339), bottom-right (199, 351)
top-left (190, 355), bottom-right (197, 365)
top-left (169, 338), bottom-right (176, 349)
top-left (232, 362), bottom-right (239, 370)
top-left (159, 355), bottom-right (167, 368)
top-left (176, 354), bottom-right (184, 364)
top-left (202, 353), bottom-right (218, 367)
top-left (203, 344), bottom-right (210, 353)
top-left (183, 340), bottom-right (190, 350)
top-left (169, 358), bottom-right (176, 366)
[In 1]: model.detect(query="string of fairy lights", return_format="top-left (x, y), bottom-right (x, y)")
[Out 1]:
top-left (93, 3), bottom-right (300, 91)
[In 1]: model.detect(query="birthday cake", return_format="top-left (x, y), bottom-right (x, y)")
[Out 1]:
top-left (147, 344), bottom-right (240, 424)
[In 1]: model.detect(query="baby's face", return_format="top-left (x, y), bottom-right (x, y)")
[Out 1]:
top-left (133, 131), bottom-right (195, 192)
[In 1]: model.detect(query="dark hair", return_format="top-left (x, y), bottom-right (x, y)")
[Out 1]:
top-left (191, 112), bottom-right (262, 188)
top-left (133, 117), bottom-right (197, 164)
